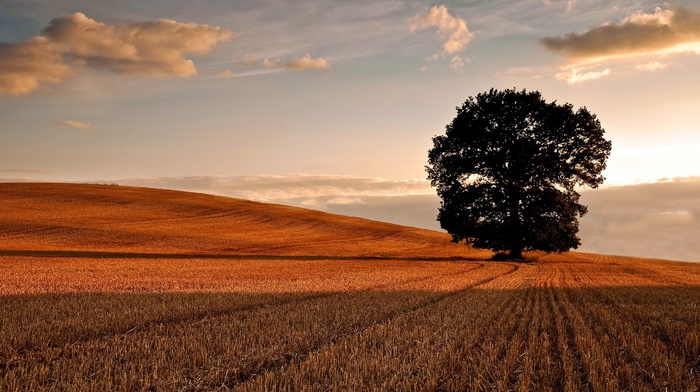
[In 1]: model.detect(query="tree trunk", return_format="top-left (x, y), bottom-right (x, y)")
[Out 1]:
top-left (508, 185), bottom-right (523, 260)
top-left (509, 248), bottom-right (523, 260)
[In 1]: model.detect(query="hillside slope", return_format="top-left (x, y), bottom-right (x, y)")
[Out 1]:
top-left (0, 183), bottom-right (488, 258)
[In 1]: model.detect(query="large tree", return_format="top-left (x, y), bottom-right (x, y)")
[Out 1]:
top-left (426, 88), bottom-right (611, 259)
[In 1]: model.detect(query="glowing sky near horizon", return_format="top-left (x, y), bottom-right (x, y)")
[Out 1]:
top-left (1, 1), bottom-right (700, 262)
top-left (0, 0), bottom-right (698, 186)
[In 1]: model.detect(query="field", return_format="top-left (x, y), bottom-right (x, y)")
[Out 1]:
top-left (1, 183), bottom-right (699, 391)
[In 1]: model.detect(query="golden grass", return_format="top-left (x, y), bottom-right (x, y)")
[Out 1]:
top-left (0, 183), bottom-right (488, 258)
top-left (0, 183), bottom-right (699, 390)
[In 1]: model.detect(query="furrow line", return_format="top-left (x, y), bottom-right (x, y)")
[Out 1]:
top-left (228, 263), bottom-right (518, 389)
top-left (1, 262), bottom-right (488, 384)
top-left (437, 285), bottom-right (530, 390)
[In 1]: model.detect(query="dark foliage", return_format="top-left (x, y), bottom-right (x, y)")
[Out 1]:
top-left (426, 88), bottom-right (611, 259)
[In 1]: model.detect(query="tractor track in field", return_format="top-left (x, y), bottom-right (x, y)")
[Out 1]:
top-left (227, 263), bottom-right (520, 389)
top-left (0, 262), bottom-right (493, 375)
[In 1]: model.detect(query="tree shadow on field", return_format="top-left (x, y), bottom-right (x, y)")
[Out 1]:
top-left (490, 252), bottom-right (538, 263)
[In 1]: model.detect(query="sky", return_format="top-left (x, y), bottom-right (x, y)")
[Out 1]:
top-left (1, 0), bottom-right (699, 261)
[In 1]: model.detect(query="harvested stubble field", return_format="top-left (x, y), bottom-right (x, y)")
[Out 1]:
top-left (0, 183), bottom-right (699, 391)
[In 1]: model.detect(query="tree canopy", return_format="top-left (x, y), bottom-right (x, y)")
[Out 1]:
top-left (426, 88), bottom-right (612, 259)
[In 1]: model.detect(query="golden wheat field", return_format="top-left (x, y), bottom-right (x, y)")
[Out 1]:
top-left (0, 183), bottom-right (699, 391)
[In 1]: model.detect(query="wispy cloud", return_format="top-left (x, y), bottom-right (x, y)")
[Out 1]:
top-left (555, 64), bottom-right (611, 84)
top-left (409, 5), bottom-right (474, 55)
top-left (56, 120), bottom-right (92, 129)
top-left (450, 55), bottom-right (466, 70)
top-left (634, 61), bottom-right (675, 72)
top-left (0, 12), bottom-right (232, 95)
top-left (216, 70), bottom-right (234, 78)
top-left (262, 54), bottom-right (330, 72)
top-left (541, 6), bottom-right (700, 61)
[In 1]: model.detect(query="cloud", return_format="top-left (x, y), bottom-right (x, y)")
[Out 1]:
top-left (117, 174), bottom-right (432, 210)
top-left (263, 54), bottom-right (330, 72)
top-left (0, 12), bottom-right (232, 95)
top-left (327, 194), bottom-right (441, 230)
top-left (579, 177), bottom-right (700, 262)
top-left (0, 37), bottom-right (70, 96)
top-left (555, 65), bottom-right (611, 84)
top-left (286, 54), bottom-right (330, 71)
top-left (541, 6), bottom-right (700, 61)
top-left (634, 60), bottom-right (675, 71)
top-left (0, 168), bottom-right (51, 182)
top-left (217, 70), bottom-right (234, 78)
top-left (450, 55), bottom-right (465, 70)
top-left (409, 5), bottom-right (473, 54)
top-left (56, 120), bottom-right (92, 129)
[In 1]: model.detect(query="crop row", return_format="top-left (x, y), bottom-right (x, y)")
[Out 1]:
top-left (0, 259), bottom-right (490, 362)
top-left (240, 265), bottom-right (700, 391)
top-left (1, 258), bottom-right (699, 390)
top-left (1, 261), bottom-right (508, 390)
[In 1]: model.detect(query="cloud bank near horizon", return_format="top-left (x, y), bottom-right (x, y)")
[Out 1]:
top-left (0, 12), bottom-right (232, 95)
top-left (578, 177), bottom-right (700, 262)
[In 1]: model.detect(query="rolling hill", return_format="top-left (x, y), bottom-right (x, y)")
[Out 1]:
top-left (0, 182), bottom-right (489, 258)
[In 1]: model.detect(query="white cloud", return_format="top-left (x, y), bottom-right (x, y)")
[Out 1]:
top-left (56, 120), bottom-right (92, 129)
top-left (0, 12), bottom-right (233, 95)
top-left (634, 61), bottom-right (674, 71)
top-left (496, 67), bottom-right (543, 80)
top-left (262, 58), bottom-right (279, 69)
top-left (450, 55), bottom-right (465, 70)
top-left (409, 5), bottom-right (473, 54)
top-left (555, 65), bottom-right (611, 84)
top-left (286, 54), bottom-right (330, 71)
top-left (263, 54), bottom-right (330, 72)
top-left (217, 70), bottom-right (234, 78)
